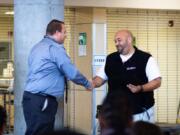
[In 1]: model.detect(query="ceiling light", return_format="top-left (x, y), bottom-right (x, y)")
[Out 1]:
top-left (5, 11), bottom-right (14, 15)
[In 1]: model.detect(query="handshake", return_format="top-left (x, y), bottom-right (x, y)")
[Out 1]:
top-left (86, 76), bottom-right (106, 91)
top-left (86, 76), bottom-right (147, 93)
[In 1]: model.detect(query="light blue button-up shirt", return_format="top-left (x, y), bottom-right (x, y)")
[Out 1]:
top-left (25, 36), bottom-right (91, 98)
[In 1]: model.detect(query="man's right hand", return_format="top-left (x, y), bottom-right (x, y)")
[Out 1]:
top-left (92, 76), bottom-right (106, 88)
top-left (86, 80), bottom-right (95, 91)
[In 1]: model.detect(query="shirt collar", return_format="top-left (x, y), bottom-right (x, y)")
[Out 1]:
top-left (44, 35), bottom-right (65, 49)
top-left (44, 35), bottom-right (62, 45)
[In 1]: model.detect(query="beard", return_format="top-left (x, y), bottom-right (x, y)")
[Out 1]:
top-left (116, 45), bottom-right (124, 54)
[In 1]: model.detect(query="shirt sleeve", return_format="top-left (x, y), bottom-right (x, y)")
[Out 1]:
top-left (50, 46), bottom-right (91, 89)
top-left (96, 64), bottom-right (108, 81)
top-left (146, 56), bottom-right (161, 82)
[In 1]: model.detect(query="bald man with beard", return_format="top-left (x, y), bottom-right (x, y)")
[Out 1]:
top-left (93, 30), bottom-right (161, 123)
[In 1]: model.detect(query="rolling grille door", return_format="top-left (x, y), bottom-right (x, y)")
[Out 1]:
top-left (0, 6), bottom-right (14, 130)
top-left (0, 7), bottom-right (13, 76)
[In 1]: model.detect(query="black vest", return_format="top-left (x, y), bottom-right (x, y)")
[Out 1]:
top-left (105, 48), bottom-right (154, 114)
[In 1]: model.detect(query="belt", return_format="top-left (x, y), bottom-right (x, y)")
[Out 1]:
top-left (36, 92), bottom-right (56, 100)
top-left (24, 91), bottom-right (56, 100)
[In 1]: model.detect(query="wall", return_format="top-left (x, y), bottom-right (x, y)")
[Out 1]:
top-left (65, 0), bottom-right (180, 10)
top-left (64, 8), bottom-right (93, 134)
top-left (2, 0), bottom-right (180, 10)
top-left (0, 7), bottom-right (14, 130)
top-left (1, 5), bottom-right (180, 134)
top-left (107, 8), bottom-right (180, 123)
top-left (0, 6), bottom-right (14, 76)
top-left (0, 16), bottom-right (14, 75)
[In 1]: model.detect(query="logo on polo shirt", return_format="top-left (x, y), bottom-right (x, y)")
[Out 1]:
top-left (126, 67), bottom-right (136, 70)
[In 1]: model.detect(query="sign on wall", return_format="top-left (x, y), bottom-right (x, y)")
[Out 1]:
top-left (93, 55), bottom-right (106, 66)
top-left (78, 32), bottom-right (87, 56)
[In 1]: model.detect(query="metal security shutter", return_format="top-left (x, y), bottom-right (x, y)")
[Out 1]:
top-left (64, 7), bottom-right (76, 129)
top-left (0, 6), bottom-right (14, 76)
top-left (107, 8), bottom-right (180, 123)
top-left (0, 6), bottom-right (14, 131)
top-left (64, 8), bottom-right (75, 60)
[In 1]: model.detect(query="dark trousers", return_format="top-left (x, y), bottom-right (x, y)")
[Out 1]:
top-left (22, 91), bottom-right (58, 135)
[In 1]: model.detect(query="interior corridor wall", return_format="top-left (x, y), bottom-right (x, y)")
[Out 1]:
top-left (64, 8), bottom-right (75, 129)
top-left (64, 8), bottom-right (93, 134)
top-left (0, 8), bottom-right (14, 127)
top-left (0, 9), bottom-right (14, 75)
top-left (107, 8), bottom-right (180, 123)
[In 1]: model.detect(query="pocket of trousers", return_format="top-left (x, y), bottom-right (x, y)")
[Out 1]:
top-left (41, 98), bottom-right (48, 112)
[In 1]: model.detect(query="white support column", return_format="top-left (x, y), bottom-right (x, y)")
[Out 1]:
top-left (92, 8), bottom-right (107, 135)
top-left (14, 0), bottom-right (64, 134)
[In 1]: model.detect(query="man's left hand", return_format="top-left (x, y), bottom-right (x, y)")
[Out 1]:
top-left (126, 84), bottom-right (142, 93)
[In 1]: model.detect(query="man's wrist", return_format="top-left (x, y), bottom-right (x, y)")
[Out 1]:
top-left (86, 81), bottom-right (92, 89)
top-left (139, 85), bottom-right (144, 92)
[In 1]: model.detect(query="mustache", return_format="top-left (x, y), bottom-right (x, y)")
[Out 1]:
top-left (116, 44), bottom-right (122, 48)
top-left (115, 45), bottom-right (123, 54)
top-left (116, 44), bottom-right (122, 46)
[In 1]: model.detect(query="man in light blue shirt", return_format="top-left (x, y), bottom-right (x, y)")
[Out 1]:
top-left (22, 19), bottom-right (93, 135)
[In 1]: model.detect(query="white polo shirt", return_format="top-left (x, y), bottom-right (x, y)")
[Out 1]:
top-left (96, 53), bottom-right (161, 82)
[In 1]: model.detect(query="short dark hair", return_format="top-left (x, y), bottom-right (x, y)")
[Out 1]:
top-left (40, 128), bottom-right (86, 135)
top-left (46, 19), bottom-right (64, 35)
top-left (0, 105), bottom-right (6, 130)
top-left (132, 121), bottom-right (163, 135)
top-left (99, 91), bottom-right (133, 135)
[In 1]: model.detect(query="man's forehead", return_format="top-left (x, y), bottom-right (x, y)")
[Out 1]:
top-left (115, 31), bottom-right (127, 38)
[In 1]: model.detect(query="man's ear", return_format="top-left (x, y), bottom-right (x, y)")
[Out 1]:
top-left (127, 37), bottom-right (132, 44)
